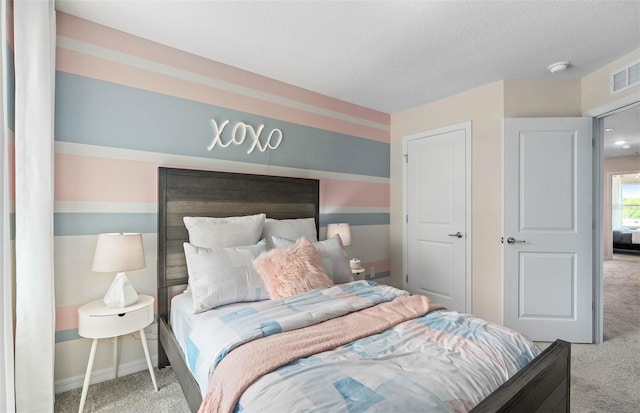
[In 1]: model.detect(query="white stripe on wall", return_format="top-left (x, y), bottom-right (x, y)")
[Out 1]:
top-left (54, 201), bottom-right (389, 215)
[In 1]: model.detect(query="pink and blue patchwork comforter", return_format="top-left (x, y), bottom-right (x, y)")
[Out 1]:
top-left (187, 281), bottom-right (540, 412)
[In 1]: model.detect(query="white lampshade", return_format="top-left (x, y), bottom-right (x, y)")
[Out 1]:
top-left (92, 233), bottom-right (145, 273)
top-left (92, 233), bottom-right (145, 308)
top-left (326, 223), bottom-right (352, 247)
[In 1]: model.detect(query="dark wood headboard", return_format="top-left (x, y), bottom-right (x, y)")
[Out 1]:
top-left (157, 167), bottom-right (320, 322)
top-left (156, 167), bottom-right (319, 409)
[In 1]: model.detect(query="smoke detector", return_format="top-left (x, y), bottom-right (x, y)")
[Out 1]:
top-left (548, 61), bottom-right (570, 73)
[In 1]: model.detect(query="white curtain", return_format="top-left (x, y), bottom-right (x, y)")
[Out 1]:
top-left (1, 0), bottom-right (16, 411)
top-left (13, 1), bottom-right (57, 412)
top-left (612, 175), bottom-right (622, 228)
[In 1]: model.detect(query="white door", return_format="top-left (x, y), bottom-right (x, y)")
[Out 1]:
top-left (503, 117), bottom-right (593, 343)
top-left (403, 122), bottom-right (470, 313)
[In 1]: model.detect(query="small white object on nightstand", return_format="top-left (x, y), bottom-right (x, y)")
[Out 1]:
top-left (77, 294), bottom-right (157, 413)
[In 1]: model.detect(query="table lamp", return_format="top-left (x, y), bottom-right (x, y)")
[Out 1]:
top-left (326, 223), bottom-right (351, 247)
top-left (326, 223), bottom-right (361, 269)
top-left (92, 233), bottom-right (145, 308)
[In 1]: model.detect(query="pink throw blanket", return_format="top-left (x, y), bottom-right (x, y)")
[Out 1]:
top-left (198, 294), bottom-right (445, 413)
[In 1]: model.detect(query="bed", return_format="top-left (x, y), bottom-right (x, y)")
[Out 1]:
top-left (612, 227), bottom-right (640, 252)
top-left (157, 166), bottom-right (571, 413)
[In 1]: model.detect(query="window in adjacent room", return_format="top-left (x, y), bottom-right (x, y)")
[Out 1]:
top-left (613, 173), bottom-right (640, 228)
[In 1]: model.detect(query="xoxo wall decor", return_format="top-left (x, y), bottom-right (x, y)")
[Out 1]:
top-left (207, 118), bottom-right (283, 154)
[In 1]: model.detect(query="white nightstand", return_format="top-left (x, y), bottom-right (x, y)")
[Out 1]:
top-left (77, 294), bottom-right (157, 413)
top-left (351, 267), bottom-right (365, 280)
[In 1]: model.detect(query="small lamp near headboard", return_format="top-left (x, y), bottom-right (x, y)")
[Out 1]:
top-left (326, 223), bottom-right (352, 247)
top-left (92, 233), bottom-right (145, 308)
top-left (326, 223), bottom-right (361, 270)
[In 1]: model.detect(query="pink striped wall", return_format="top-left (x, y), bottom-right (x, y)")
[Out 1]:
top-left (55, 153), bottom-right (157, 203)
top-left (56, 13), bottom-right (387, 126)
top-left (55, 153), bottom-right (389, 208)
top-left (56, 13), bottom-right (389, 143)
top-left (52, 12), bottom-right (391, 354)
top-left (56, 47), bottom-right (388, 143)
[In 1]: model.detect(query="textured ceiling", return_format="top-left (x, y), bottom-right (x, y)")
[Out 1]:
top-left (55, 0), bottom-right (640, 114)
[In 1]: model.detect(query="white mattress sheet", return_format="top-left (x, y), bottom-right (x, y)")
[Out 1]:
top-left (170, 292), bottom-right (253, 360)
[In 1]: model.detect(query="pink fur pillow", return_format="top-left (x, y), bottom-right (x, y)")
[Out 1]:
top-left (253, 237), bottom-right (333, 299)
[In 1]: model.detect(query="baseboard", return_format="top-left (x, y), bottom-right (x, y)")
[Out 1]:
top-left (55, 355), bottom-right (158, 394)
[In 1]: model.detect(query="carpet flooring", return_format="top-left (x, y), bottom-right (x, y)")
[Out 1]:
top-left (568, 252), bottom-right (640, 413)
top-left (54, 365), bottom-right (190, 413)
top-left (55, 253), bottom-right (640, 412)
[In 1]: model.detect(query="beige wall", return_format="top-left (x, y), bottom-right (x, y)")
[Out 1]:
top-left (582, 49), bottom-right (640, 114)
top-left (603, 156), bottom-right (640, 260)
top-left (389, 49), bottom-right (635, 327)
top-left (390, 81), bottom-right (505, 323)
top-left (390, 78), bottom-right (583, 325)
top-left (504, 79), bottom-right (582, 118)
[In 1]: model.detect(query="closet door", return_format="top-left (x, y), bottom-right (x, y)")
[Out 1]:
top-left (403, 122), bottom-right (470, 313)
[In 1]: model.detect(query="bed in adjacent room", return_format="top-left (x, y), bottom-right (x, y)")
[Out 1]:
top-left (157, 167), bottom-right (571, 413)
top-left (613, 227), bottom-right (640, 252)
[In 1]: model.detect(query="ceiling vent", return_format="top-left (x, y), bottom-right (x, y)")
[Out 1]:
top-left (611, 59), bottom-right (640, 94)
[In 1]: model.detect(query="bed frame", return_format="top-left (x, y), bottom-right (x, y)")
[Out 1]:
top-left (157, 167), bottom-right (571, 413)
top-left (613, 242), bottom-right (640, 252)
top-left (612, 229), bottom-right (640, 253)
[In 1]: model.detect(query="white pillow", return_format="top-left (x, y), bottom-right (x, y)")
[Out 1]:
top-left (262, 217), bottom-right (317, 249)
top-left (183, 239), bottom-right (269, 313)
top-left (271, 235), bottom-right (353, 284)
top-left (183, 213), bottom-right (266, 249)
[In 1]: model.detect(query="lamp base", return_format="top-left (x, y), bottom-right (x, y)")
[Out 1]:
top-left (103, 272), bottom-right (139, 308)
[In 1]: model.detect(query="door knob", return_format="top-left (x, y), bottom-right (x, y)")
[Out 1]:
top-left (506, 237), bottom-right (526, 244)
top-left (448, 232), bottom-right (463, 238)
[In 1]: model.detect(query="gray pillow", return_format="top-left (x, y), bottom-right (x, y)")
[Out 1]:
top-left (183, 213), bottom-right (266, 249)
top-left (262, 217), bottom-right (317, 249)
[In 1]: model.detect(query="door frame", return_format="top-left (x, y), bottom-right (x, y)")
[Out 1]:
top-left (402, 121), bottom-right (472, 313)
top-left (585, 94), bottom-right (640, 344)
